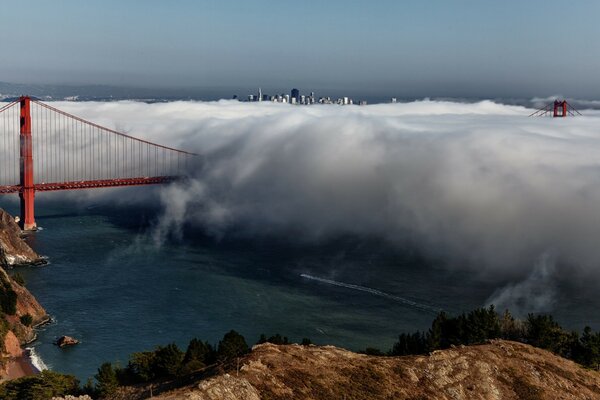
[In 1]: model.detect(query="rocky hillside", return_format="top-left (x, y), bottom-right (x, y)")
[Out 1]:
top-left (0, 209), bottom-right (48, 378)
top-left (0, 209), bottom-right (45, 267)
top-left (150, 340), bottom-right (600, 400)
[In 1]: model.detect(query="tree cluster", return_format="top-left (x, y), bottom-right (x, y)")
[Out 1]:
top-left (0, 370), bottom-right (80, 400)
top-left (91, 329), bottom-right (248, 397)
top-left (383, 306), bottom-right (600, 371)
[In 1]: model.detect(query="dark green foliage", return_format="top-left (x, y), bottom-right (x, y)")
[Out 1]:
top-left (181, 338), bottom-right (215, 373)
top-left (524, 314), bottom-right (575, 357)
top-left (81, 378), bottom-right (96, 397)
top-left (525, 314), bottom-right (563, 348)
top-left (572, 326), bottom-right (600, 370)
top-left (94, 362), bottom-right (119, 397)
top-left (121, 332), bottom-right (249, 383)
top-left (428, 306), bottom-right (500, 349)
top-left (11, 272), bottom-right (25, 286)
top-left (362, 347), bottom-right (385, 356)
top-left (301, 337), bottom-right (312, 346)
top-left (499, 309), bottom-right (525, 341)
top-left (20, 313), bottom-right (33, 327)
top-left (464, 305), bottom-right (501, 344)
top-left (126, 350), bottom-right (157, 382)
top-left (574, 326), bottom-right (600, 369)
top-left (258, 333), bottom-right (289, 345)
top-left (385, 306), bottom-right (600, 371)
top-left (390, 331), bottom-right (428, 356)
top-left (392, 306), bottom-right (502, 355)
top-left (0, 278), bottom-right (17, 315)
top-left (0, 370), bottom-right (80, 400)
top-left (217, 330), bottom-right (249, 362)
top-left (153, 343), bottom-right (184, 378)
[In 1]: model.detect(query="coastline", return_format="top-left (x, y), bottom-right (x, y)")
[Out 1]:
top-left (2, 349), bottom-right (40, 381)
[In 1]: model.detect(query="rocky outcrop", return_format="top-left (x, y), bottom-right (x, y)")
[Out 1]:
top-left (55, 336), bottom-right (79, 348)
top-left (0, 209), bottom-right (48, 380)
top-left (153, 340), bottom-right (600, 400)
top-left (0, 209), bottom-right (45, 267)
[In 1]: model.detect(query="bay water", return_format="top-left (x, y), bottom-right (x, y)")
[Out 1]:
top-left (1, 193), bottom-right (598, 382)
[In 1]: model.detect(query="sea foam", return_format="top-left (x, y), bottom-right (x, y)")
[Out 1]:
top-left (26, 346), bottom-right (49, 371)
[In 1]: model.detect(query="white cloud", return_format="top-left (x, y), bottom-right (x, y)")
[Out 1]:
top-left (5, 99), bottom-right (600, 308)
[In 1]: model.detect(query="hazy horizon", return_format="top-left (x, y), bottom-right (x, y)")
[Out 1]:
top-left (2, 1), bottom-right (600, 99)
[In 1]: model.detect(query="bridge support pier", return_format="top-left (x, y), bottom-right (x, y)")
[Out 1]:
top-left (19, 96), bottom-right (36, 231)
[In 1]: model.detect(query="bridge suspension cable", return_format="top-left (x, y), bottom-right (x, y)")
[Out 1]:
top-left (0, 96), bottom-right (196, 229)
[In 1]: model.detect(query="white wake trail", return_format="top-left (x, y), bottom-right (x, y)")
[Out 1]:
top-left (300, 274), bottom-right (441, 314)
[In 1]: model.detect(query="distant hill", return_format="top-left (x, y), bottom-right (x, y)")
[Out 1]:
top-left (0, 81), bottom-right (244, 102)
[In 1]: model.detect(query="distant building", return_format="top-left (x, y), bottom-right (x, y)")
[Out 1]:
top-left (391, 97), bottom-right (397, 103)
top-left (248, 94), bottom-right (255, 102)
top-left (258, 88), bottom-right (262, 102)
top-left (291, 88), bottom-right (299, 102)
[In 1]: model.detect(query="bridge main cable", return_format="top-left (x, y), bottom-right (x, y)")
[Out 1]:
top-left (1, 97), bottom-right (197, 230)
top-left (30, 99), bottom-right (197, 156)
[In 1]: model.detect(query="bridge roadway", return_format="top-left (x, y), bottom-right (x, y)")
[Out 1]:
top-left (0, 176), bottom-right (177, 194)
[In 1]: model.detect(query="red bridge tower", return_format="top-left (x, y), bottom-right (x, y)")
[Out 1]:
top-left (19, 96), bottom-right (36, 230)
top-left (529, 99), bottom-right (582, 117)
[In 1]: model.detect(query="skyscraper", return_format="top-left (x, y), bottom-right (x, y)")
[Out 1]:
top-left (291, 88), bottom-right (300, 102)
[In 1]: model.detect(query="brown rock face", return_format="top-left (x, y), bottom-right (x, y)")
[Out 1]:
top-left (0, 209), bottom-right (49, 380)
top-left (154, 340), bottom-right (600, 400)
top-left (55, 336), bottom-right (79, 348)
top-left (0, 208), bottom-right (45, 267)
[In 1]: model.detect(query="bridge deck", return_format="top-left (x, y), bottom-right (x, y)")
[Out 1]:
top-left (0, 176), bottom-right (178, 194)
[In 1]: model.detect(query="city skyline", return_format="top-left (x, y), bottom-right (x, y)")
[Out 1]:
top-left (1, 1), bottom-right (600, 99)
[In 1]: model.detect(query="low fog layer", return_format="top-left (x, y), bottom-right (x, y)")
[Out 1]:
top-left (7, 99), bottom-right (600, 312)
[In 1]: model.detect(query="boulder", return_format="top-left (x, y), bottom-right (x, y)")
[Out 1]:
top-left (55, 336), bottom-right (79, 348)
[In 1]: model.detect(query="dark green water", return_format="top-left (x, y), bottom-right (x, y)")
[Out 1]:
top-left (1, 194), bottom-right (598, 381)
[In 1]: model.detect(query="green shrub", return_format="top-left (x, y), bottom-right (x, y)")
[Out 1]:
top-left (0, 286), bottom-right (17, 315)
top-left (217, 330), bottom-right (248, 362)
top-left (0, 370), bottom-right (80, 400)
top-left (153, 343), bottom-right (184, 378)
top-left (11, 272), bottom-right (25, 286)
top-left (19, 313), bottom-right (33, 327)
top-left (182, 338), bottom-right (215, 371)
top-left (126, 351), bottom-right (157, 382)
top-left (95, 362), bottom-right (119, 397)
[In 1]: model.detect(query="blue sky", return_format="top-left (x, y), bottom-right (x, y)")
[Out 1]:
top-left (2, 0), bottom-right (599, 98)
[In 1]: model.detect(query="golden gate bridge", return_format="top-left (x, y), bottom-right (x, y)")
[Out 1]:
top-left (0, 96), bottom-right (195, 230)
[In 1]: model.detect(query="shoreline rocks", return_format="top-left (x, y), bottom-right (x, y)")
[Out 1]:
top-left (55, 336), bottom-right (79, 348)
top-left (0, 208), bottom-right (50, 381)
top-left (0, 208), bottom-right (46, 267)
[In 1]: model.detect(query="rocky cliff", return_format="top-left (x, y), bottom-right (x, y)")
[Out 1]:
top-left (0, 209), bottom-right (48, 378)
top-left (0, 209), bottom-right (45, 267)
top-left (151, 340), bottom-right (600, 400)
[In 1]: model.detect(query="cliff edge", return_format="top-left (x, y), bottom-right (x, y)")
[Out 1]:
top-left (0, 209), bottom-right (48, 379)
top-left (0, 209), bottom-right (45, 267)
top-left (153, 340), bottom-right (600, 400)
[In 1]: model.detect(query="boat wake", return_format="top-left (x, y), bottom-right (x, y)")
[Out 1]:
top-left (300, 274), bottom-right (441, 314)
